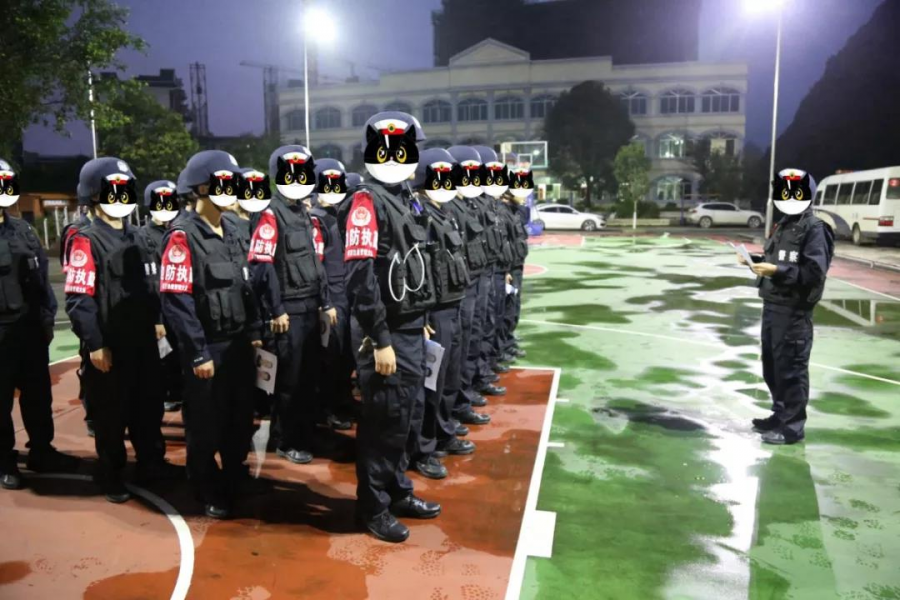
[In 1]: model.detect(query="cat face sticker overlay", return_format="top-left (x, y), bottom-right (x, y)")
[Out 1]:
top-left (364, 119), bottom-right (419, 184)
top-left (510, 168), bottom-right (535, 200)
top-left (482, 161), bottom-right (509, 198)
top-left (0, 168), bottom-right (20, 208)
top-left (424, 161), bottom-right (456, 204)
top-left (275, 151), bottom-right (316, 200)
top-left (455, 160), bottom-right (483, 198)
top-left (316, 169), bottom-right (348, 205)
top-left (772, 168), bottom-right (814, 215)
top-left (98, 173), bottom-right (138, 218)
top-left (207, 170), bottom-right (237, 208)
top-left (149, 184), bottom-right (179, 222)
top-left (237, 170), bottom-right (272, 213)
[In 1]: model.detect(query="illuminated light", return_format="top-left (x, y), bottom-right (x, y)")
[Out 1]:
top-left (743, 0), bottom-right (787, 14)
top-left (304, 7), bottom-right (335, 43)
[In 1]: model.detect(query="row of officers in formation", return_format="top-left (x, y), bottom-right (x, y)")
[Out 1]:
top-left (0, 110), bottom-right (532, 543)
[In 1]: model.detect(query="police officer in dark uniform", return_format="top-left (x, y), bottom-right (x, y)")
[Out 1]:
top-left (409, 149), bottom-right (477, 480)
top-left (136, 180), bottom-right (183, 413)
top-left (160, 150), bottom-right (264, 518)
top-left (310, 158), bottom-right (355, 430)
top-left (741, 168), bottom-right (834, 445)
top-left (341, 111), bottom-right (441, 543)
top-left (0, 159), bottom-right (78, 490)
top-left (65, 157), bottom-right (173, 503)
top-left (247, 145), bottom-right (333, 465)
top-left (445, 147), bottom-right (493, 429)
top-left (502, 158), bottom-right (533, 361)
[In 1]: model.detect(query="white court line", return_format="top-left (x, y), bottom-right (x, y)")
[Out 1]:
top-left (520, 319), bottom-right (900, 387)
top-left (546, 442), bottom-right (565, 449)
top-left (505, 366), bottom-right (561, 600)
top-left (556, 398), bottom-right (570, 403)
top-left (27, 473), bottom-right (194, 600)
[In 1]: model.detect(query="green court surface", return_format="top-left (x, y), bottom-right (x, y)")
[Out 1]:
top-left (516, 236), bottom-right (900, 600)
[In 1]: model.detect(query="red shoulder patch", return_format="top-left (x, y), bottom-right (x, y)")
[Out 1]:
top-left (64, 236), bottom-right (96, 295)
top-left (160, 230), bottom-right (193, 293)
top-left (248, 209), bottom-right (278, 263)
top-left (344, 191), bottom-right (378, 261)
top-left (311, 216), bottom-right (325, 262)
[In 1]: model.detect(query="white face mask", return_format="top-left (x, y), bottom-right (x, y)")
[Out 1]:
top-left (99, 203), bottom-right (138, 219)
top-left (238, 198), bottom-right (271, 213)
top-left (208, 170), bottom-right (237, 207)
top-left (276, 183), bottom-right (315, 201)
top-left (150, 209), bottom-right (179, 223)
top-left (774, 199), bottom-right (811, 215)
top-left (0, 195), bottom-right (18, 208)
top-left (318, 192), bottom-right (347, 206)
top-left (209, 194), bottom-right (236, 208)
top-left (510, 188), bottom-right (532, 200)
top-left (365, 162), bottom-right (418, 185)
top-left (457, 185), bottom-right (482, 199)
top-left (425, 189), bottom-right (457, 204)
top-left (484, 184), bottom-right (508, 198)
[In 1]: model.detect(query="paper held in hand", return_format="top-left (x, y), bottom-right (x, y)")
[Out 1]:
top-left (255, 348), bottom-right (277, 395)
top-left (424, 340), bottom-right (445, 392)
top-left (730, 242), bottom-right (755, 271)
top-left (158, 336), bottom-right (173, 360)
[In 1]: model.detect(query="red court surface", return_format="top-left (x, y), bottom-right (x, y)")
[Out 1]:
top-left (527, 234), bottom-right (583, 248)
top-left (2, 360), bottom-right (555, 600)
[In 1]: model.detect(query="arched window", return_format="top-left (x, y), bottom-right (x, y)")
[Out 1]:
top-left (660, 89), bottom-right (695, 115)
top-left (701, 87), bottom-right (740, 113)
top-left (384, 101), bottom-right (412, 114)
top-left (530, 95), bottom-right (556, 119)
top-left (620, 91), bottom-right (648, 116)
top-left (424, 138), bottom-right (453, 150)
top-left (314, 144), bottom-right (343, 161)
top-left (706, 131), bottom-right (738, 156)
top-left (285, 109), bottom-right (305, 132)
top-left (658, 133), bottom-right (688, 159)
top-left (350, 144), bottom-right (364, 168)
top-left (458, 98), bottom-right (488, 122)
top-left (351, 104), bottom-right (378, 128)
top-left (655, 176), bottom-right (692, 202)
top-left (494, 96), bottom-right (524, 120)
top-left (314, 107), bottom-right (341, 130)
top-left (422, 99), bottom-right (452, 124)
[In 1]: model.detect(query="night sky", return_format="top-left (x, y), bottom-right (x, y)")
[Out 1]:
top-left (24, 0), bottom-right (883, 157)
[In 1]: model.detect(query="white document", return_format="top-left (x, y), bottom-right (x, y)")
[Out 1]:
top-left (157, 336), bottom-right (173, 359)
top-left (730, 242), bottom-right (755, 271)
top-left (320, 312), bottom-right (332, 348)
top-left (424, 340), bottom-right (445, 392)
top-left (255, 348), bottom-right (277, 395)
top-left (506, 283), bottom-right (519, 296)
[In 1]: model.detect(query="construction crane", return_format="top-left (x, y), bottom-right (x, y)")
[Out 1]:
top-left (189, 62), bottom-right (210, 138)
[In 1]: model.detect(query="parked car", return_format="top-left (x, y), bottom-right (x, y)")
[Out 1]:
top-left (687, 203), bottom-right (764, 228)
top-left (533, 204), bottom-right (606, 231)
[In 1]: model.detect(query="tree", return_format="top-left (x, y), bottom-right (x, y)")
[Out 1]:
top-left (613, 142), bottom-right (651, 219)
top-left (545, 81), bottom-right (634, 207)
top-left (97, 84), bottom-right (198, 182)
top-left (692, 140), bottom-right (743, 203)
top-left (0, 0), bottom-right (145, 158)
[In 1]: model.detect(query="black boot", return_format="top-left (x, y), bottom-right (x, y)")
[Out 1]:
top-left (414, 456), bottom-right (448, 480)
top-left (479, 384), bottom-right (506, 397)
top-left (26, 447), bottom-right (79, 473)
top-left (458, 410), bottom-right (491, 425)
top-left (471, 395), bottom-right (488, 408)
top-left (362, 511), bottom-right (410, 543)
top-left (390, 494), bottom-right (442, 519)
top-left (751, 415), bottom-right (779, 433)
top-left (0, 463), bottom-right (23, 490)
top-left (437, 438), bottom-right (476, 456)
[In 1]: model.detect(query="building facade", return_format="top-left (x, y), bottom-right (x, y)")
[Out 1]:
top-left (277, 39), bottom-right (748, 203)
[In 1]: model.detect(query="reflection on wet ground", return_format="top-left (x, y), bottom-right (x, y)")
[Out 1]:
top-left (519, 236), bottom-right (900, 600)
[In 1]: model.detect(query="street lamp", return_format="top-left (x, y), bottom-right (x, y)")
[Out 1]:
top-left (301, 3), bottom-right (335, 148)
top-left (745, 0), bottom-right (787, 238)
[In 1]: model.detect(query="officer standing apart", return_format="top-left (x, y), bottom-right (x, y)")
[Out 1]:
top-left (1, 159), bottom-right (78, 490)
top-left (342, 111), bottom-right (442, 543)
top-left (740, 168), bottom-right (834, 445)
top-left (160, 150), bottom-right (264, 518)
top-left (65, 158), bottom-right (173, 503)
top-left (503, 158), bottom-right (533, 361)
top-left (137, 181), bottom-right (183, 413)
top-left (248, 146), bottom-right (333, 465)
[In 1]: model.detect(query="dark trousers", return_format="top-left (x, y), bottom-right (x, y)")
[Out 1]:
top-left (182, 337), bottom-right (254, 503)
top-left (0, 319), bottom-right (55, 470)
top-left (318, 304), bottom-right (355, 420)
top-left (352, 318), bottom-right (425, 519)
top-left (491, 270), bottom-right (508, 361)
top-left (455, 279), bottom-right (481, 415)
top-left (761, 304), bottom-right (813, 437)
top-left (413, 305), bottom-right (461, 460)
top-left (82, 337), bottom-right (165, 482)
top-left (271, 310), bottom-right (318, 451)
top-left (474, 269), bottom-right (494, 387)
top-left (503, 267), bottom-right (524, 354)
top-left (161, 330), bottom-right (183, 405)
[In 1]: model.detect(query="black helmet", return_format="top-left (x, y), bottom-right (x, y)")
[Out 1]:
top-left (143, 180), bottom-right (178, 208)
top-left (447, 146), bottom-right (483, 198)
top-left (472, 146), bottom-right (498, 165)
top-left (0, 158), bottom-right (21, 208)
top-left (269, 145), bottom-right (316, 201)
top-left (178, 150), bottom-right (240, 207)
top-left (143, 179), bottom-right (180, 222)
top-left (236, 167), bottom-right (272, 213)
top-left (346, 173), bottom-right (363, 192)
top-left (314, 158), bottom-right (349, 205)
top-left (77, 157), bottom-right (138, 217)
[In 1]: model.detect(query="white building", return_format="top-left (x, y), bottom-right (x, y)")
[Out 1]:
top-left (277, 39), bottom-right (747, 203)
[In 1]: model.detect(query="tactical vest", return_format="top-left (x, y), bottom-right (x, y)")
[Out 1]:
top-left (446, 199), bottom-right (488, 277)
top-left (0, 217), bottom-right (41, 320)
top-left (757, 211), bottom-right (832, 310)
top-left (173, 216), bottom-right (250, 340)
top-left (80, 223), bottom-right (156, 337)
top-left (505, 203), bottom-right (529, 266)
top-left (423, 202), bottom-right (469, 306)
top-left (221, 211), bottom-right (251, 256)
top-left (363, 182), bottom-right (436, 318)
top-left (309, 206), bottom-right (346, 290)
top-left (479, 197), bottom-right (504, 264)
top-left (135, 223), bottom-right (167, 295)
top-left (264, 198), bottom-right (321, 302)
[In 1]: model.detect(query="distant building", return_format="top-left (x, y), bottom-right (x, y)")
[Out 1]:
top-left (277, 39), bottom-right (747, 203)
top-left (136, 69), bottom-right (190, 120)
top-left (432, 0), bottom-right (702, 67)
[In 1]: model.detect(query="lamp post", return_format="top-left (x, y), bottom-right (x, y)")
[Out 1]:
top-left (746, 0), bottom-right (787, 238)
top-left (87, 68), bottom-right (98, 159)
top-left (302, 2), bottom-right (335, 149)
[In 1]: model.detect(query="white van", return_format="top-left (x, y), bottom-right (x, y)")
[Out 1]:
top-left (815, 167), bottom-right (900, 245)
